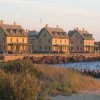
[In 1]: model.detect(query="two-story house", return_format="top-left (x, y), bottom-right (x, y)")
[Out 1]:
top-left (0, 20), bottom-right (28, 54)
top-left (68, 28), bottom-right (94, 53)
top-left (37, 24), bottom-right (69, 53)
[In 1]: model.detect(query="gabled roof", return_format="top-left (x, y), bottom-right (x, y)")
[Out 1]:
top-left (0, 24), bottom-right (27, 36)
top-left (38, 26), bottom-right (69, 38)
top-left (68, 29), bottom-right (94, 40)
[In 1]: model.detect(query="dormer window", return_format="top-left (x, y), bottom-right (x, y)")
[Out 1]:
top-left (7, 29), bottom-right (10, 33)
top-left (7, 29), bottom-right (12, 34)
top-left (13, 29), bottom-right (17, 34)
top-left (19, 29), bottom-right (22, 33)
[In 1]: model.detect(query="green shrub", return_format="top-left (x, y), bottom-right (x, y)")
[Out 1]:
top-left (0, 70), bottom-right (41, 100)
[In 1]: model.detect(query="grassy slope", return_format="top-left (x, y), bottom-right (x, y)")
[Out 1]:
top-left (0, 60), bottom-right (100, 96)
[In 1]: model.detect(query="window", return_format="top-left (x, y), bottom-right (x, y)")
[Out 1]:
top-left (0, 45), bottom-right (1, 50)
top-left (22, 46), bottom-right (24, 50)
top-left (71, 41), bottom-right (73, 44)
top-left (22, 38), bottom-right (24, 42)
top-left (11, 38), bottom-right (12, 42)
top-left (65, 40), bottom-right (66, 43)
top-left (13, 29), bottom-right (17, 34)
top-left (16, 38), bottom-right (18, 42)
top-left (76, 35), bottom-right (78, 38)
top-left (80, 47), bottom-right (82, 50)
top-left (55, 40), bottom-right (57, 43)
top-left (45, 46), bottom-right (47, 50)
top-left (39, 39), bottom-right (41, 43)
top-left (60, 40), bottom-right (62, 44)
top-left (80, 41), bottom-right (82, 44)
top-left (19, 29), bottom-right (22, 33)
top-left (86, 41), bottom-right (87, 44)
top-left (77, 46), bottom-right (79, 50)
top-left (48, 39), bottom-right (50, 43)
top-left (44, 33), bottom-right (46, 37)
top-left (39, 46), bottom-right (41, 50)
top-left (49, 46), bottom-right (51, 50)
top-left (65, 46), bottom-right (66, 50)
top-left (71, 47), bottom-right (73, 51)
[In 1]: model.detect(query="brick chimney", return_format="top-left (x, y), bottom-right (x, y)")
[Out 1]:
top-left (56, 25), bottom-right (59, 28)
top-left (26, 29), bottom-right (29, 33)
top-left (0, 20), bottom-right (4, 24)
top-left (14, 22), bottom-right (16, 25)
top-left (45, 24), bottom-right (48, 28)
top-left (76, 27), bottom-right (78, 30)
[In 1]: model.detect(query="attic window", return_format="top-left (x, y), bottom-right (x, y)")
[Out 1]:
top-left (7, 29), bottom-right (10, 32)
top-left (19, 29), bottom-right (22, 33)
top-left (57, 32), bottom-right (60, 34)
top-left (13, 29), bottom-right (17, 34)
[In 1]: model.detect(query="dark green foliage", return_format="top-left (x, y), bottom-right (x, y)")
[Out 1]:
top-left (0, 71), bottom-right (41, 100)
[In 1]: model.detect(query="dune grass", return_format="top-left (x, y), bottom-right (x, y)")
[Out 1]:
top-left (0, 59), bottom-right (100, 100)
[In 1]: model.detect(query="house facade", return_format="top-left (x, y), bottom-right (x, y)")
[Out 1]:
top-left (68, 28), bottom-right (94, 53)
top-left (94, 41), bottom-right (100, 53)
top-left (28, 30), bottom-right (38, 53)
top-left (37, 24), bottom-right (69, 53)
top-left (0, 20), bottom-right (28, 54)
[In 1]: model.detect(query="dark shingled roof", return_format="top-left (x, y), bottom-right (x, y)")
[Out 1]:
top-left (38, 26), bottom-right (69, 38)
top-left (0, 24), bottom-right (27, 36)
top-left (28, 30), bottom-right (38, 36)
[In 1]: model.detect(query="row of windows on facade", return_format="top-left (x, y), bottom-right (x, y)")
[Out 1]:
top-left (54, 46), bottom-right (67, 50)
top-left (39, 46), bottom-right (51, 50)
top-left (70, 46), bottom-right (93, 51)
top-left (76, 34), bottom-right (93, 39)
top-left (10, 45), bottom-right (25, 50)
top-left (70, 46), bottom-right (83, 51)
top-left (39, 39), bottom-right (67, 44)
top-left (10, 38), bottom-right (25, 42)
top-left (7, 29), bottom-right (24, 34)
top-left (70, 41), bottom-right (94, 45)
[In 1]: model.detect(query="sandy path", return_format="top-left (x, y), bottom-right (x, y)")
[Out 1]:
top-left (47, 89), bottom-right (100, 100)
top-left (48, 93), bottom-right (100, 100)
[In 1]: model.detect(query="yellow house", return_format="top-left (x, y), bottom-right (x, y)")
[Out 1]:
top-left (0, 20), bottom-right (28, 54)
top-left (68, 28), bottom-right (95, 53)
top-left (37, 24), bottom-right (69, 53)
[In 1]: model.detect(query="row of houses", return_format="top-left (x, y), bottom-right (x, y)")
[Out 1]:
top-left (28, 24), bottom-right (95, 53)
top-left (0, 20), bottom-right (98, 54)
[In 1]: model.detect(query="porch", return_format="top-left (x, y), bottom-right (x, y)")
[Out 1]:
top-left (84, 45), bottom-right (94, 53)
top-left (52, 44), bottom-right (69, 53)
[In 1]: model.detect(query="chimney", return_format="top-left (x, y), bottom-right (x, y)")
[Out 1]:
top-left (45, 24), bottom-right (48, 28)
top-left (0, 20), bottom-right (4, 24)
top-left (14, 22), bottom-right (16, 25)
top-left (26, 29), bottom-right (29, 33)
top-left (83, 28), bottom-right (85, 31)
top-left (56, 25), bottom-right (59, 28)
top-left (74, 28), bottom-right (76, 31)
top-left (76, 27), bottom-right (78, 30)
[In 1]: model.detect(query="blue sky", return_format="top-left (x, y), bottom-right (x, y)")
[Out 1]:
top-left (0, 0), bottom-right (100, 40)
